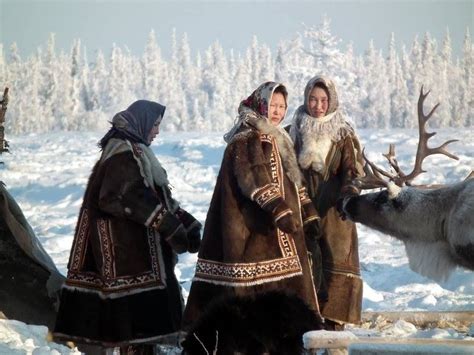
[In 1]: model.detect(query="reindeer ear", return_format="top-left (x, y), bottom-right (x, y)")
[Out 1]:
top-left (387, 182), bottom-right (402, 199)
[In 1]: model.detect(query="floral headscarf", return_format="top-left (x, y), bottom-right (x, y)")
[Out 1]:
top-left (99, 100), bottom-right (166, 148)
top-left (224, 81), bottom-right (287, 142)
top-left (240, 81), bottom-right (287, 118)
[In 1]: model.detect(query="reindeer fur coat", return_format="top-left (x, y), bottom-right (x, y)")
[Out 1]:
top-left (289, 76), bottom-right (364, 325)
top-left (183, 82), bottom-right (320, 329)
top-left (54, 102), bottom-right (184, 347)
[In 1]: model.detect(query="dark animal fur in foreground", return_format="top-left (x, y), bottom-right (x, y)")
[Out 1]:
top-left (182, 291), bottom-right (323, 355)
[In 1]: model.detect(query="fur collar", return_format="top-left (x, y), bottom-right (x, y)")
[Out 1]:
top-left (100, 138), bottom-right (170, 190)
top-left (234, 109), bottom-right (303, 187)
top-left (289, 106), bottom-right (354, 172)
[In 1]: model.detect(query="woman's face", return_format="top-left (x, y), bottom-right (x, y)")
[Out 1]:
top-left (308, 87), bottom-right (329, 118)
top-left (269, 92), bottom-right (287, 126)
top-left (147, 118), bottom-right (161, 144)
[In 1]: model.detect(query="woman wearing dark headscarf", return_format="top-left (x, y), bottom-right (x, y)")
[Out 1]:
top-left (53, 100), bottom-right (202, 353)
top-left (183, 82), bottom-right (321, 329)
top-left (289, 76), bottom-right (364, 330)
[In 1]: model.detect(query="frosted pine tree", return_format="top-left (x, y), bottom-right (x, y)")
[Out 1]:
top-left (201, 41), bottom-right (231, 131)
top-left (460, 28), bottom-right (473, 126)
top-left (106, 44), bottom-right (133, 114)
top-left (178, 32), bottom-right (197, 129)
top-left (53, 50), bottom-right (75, 130)
top-left (142, 30), bottom-right (165, 101)
top-left (400, 45), bottom-right (416, 128)
top-left (275, 42), bottom-right (289, 85)
top-left (246, 36), bottom-right (261, 89)
top-left (68, 39), bottom-right (84, 129)
top-left (161, 29), bottom-right (187, 131)
top-left (437, 28), bottom-right (454, 127)
top-left (259, 44), bottom-right (274, 84)
top-left (192, 97), bottom-right (207, 131)
top-left (301, 16), bottom-right (346, 80)
top-left (280, 35), bottom-right (310, 112)
top-left (361, 41), bottom-right (390, 128)
top-left (89, 50), bottom-right (107, 112)
top-left (6, 43), bottom-right (25, 133)
top-left (15, 53), bottom-right (43, 132)
top-left (387, 33), bottom-right (410, 128)
top-left (409, 36), bottom-right (423, 104)
top-left (232, 53), bottom-right (252, 113)
top-left (340, 42), bottom-right (360, 125)
top-left (39, 33), bottom-right (58, 131)
top-left (78, 48), bottom-right (101, 130)
top-left (420, 32), bottom-right (443, 127)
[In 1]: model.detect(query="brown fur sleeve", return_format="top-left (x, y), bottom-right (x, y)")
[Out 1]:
top-left (98, 152), bottom-right (166, 226)
top-left (229, 131), bottom-right (282, 209)
top-left (340, 134), bottom-right (364, 197)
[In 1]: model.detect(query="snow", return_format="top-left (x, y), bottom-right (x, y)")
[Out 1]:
top-left (0, 319), bottom-right (79, 354)
top-left (0, 128), bottom-right (473, 353)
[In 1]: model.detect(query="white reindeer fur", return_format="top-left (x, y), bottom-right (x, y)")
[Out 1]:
top-left (298, 135), bottom-right (332, 173)
top-left (344, 179), bottom-right (474, 282)
top-left (404, 240), bottom-right (457, 282)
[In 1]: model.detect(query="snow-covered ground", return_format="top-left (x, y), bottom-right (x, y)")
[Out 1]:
top-left (0, 128), bottom-right (473, 353)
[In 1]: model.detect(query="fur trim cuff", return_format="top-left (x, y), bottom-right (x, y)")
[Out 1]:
top-left (251, 184), bottom-right (282, 208)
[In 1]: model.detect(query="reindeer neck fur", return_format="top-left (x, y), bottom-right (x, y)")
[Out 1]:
top-left (374, 184), bottom-right (461, 242)
top-left (356, 181), bottom-right (473, 282)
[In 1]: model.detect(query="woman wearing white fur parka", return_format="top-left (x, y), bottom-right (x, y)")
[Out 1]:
top-left (288, 76), bottom-right (365, 330)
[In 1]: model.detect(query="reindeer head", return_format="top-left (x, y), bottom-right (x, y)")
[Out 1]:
top-left (343, 86), bottom-right (464, 232)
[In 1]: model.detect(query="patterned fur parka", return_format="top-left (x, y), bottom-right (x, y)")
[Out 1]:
top-left (183, 82), bottom-right (320, 328)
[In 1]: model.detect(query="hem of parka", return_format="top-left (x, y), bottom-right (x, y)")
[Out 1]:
top-left (317, 208), bottom-right (362, 324)
top-left (53, 331), bottom-right (183, 349)
top-left (53, 286), bottom-right (183, 347)
top-left (182, 275), bottom-right (320, 330)
top-left (318, 270), bottom-right (363, 325)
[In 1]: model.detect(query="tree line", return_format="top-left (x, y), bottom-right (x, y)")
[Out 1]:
top-left (0, 17), bottom-right (472, 133)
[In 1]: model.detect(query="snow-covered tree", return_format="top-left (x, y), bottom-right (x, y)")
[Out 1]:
top-left (360, 41), bottom-right (390, 128)
top-left (142, 30), bottom-right (165, 101)
top-left (387, 33), bottom-right (410, 128)
top-left (1, 20), bottom-right (470, 132)
top-left (459, 28), bottom-right (473, 126)
top-left (201, 41), bottom-right (231, 131)
top-left (437, 28), bottom-right (454, 127)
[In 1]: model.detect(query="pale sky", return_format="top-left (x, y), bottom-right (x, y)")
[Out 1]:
top-left (1, 0), bottom-right (472, 59)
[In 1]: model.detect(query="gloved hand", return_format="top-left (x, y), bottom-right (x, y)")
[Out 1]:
top-left (276, 214), bottom-right (297, 234)
top-left (304, 218), bottom-right (321, 239)
top-left (301, 199), bottom-right (320, 238)
top-left (270, 199), bottom-right (297, 234)
top-left (175, 208), bottom-right (203, 253)
top-left (336, 194), bottom-right (357, 221)
top-left (187, 226), bottom-right (201, 253)
top-left (155, 211), bottom-right (188, 254)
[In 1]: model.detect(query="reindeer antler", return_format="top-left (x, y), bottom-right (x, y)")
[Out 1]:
top-left (356, 86), bottom-right (459, 189)
top-left (400, 86), bottom-right (459, 186)
top-left (354, 149), bottom-right (393, 189)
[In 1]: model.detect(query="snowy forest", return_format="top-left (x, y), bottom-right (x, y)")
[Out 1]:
top-left (1, 17), bottom-right (472, 133)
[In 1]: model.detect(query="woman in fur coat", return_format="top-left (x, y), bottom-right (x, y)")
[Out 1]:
top-left (183, 82), bottom-right (321, 329)
top-left (288, 76), bottom-right (364, 330)
top-left (53, 100), bottom-right (202, 354)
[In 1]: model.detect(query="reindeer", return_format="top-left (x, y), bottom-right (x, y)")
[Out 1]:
top-left (342, 87), bottom-right (474, 282)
